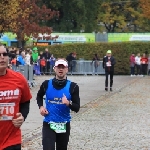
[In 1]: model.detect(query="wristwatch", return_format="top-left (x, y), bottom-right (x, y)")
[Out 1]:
top-left (69, 101), bottom-right (72, 105)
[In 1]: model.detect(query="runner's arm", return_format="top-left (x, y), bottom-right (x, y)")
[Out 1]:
top-left (19, 74), bottom-right (32, 121)
top-left (69, 83), bottom-right (80, 113)
top-left (102, 56), bottom-right (106, 68)
top-left (36, 80), bottom-right (48, 108)
top-left (111, 57), bottom-right (116, 65)
top-left (19, 101), bottom-right (30, 121)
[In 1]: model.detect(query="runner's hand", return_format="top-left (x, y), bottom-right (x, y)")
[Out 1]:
top-left (40, 106), bottom-right (48, 116)
top-left (12, 113), bottom-right (24, 128)
top-left (62, 94), bottom-right (69, 106)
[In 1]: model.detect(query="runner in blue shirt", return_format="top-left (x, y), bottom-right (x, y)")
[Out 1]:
top-left (36, 58), bottom-right (80, 150)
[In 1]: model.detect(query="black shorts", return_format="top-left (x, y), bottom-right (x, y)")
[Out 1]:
top-left (4, 144), bottom-right (21, 150)
top-left (42, 121), bottom-right (70, 150)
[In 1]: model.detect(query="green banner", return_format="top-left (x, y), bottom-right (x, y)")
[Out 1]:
top-left (108, 33), bottom-right (150, 42)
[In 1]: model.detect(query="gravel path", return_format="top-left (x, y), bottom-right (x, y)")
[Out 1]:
top-left (21, 75), bottom-right (150, 150)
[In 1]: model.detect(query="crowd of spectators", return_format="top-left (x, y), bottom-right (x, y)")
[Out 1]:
top-left (129, 52), bottom-right (150, 76)
top-left (7, 47), bottom-right (55, 75)
top-left (7, 46), bottom-right (77, 75)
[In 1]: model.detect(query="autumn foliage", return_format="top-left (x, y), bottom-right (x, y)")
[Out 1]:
top-left (0, 0), bottom-right (22, 33)
top-left (0, 0), bottom-right (58, 44)
top-left (140, 0), bottom-right (150, 19)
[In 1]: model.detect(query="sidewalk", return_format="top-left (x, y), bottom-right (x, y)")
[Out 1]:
top-left (22, 75), bottom-right (150, 150)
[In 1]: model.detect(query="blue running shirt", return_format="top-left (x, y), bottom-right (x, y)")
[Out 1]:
top-left (44, 79), bottom-right (71, 123)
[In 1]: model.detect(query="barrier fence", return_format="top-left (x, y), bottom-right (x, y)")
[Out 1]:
top-left (12, 60), bottom-right (105, 87)
top-left (15, 65), bottom-right (35, 88)
top-left (38, 60), bottom-right (105, 75)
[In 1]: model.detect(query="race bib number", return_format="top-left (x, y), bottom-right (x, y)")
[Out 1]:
top-left (106, 62), bottom-right (111, 66)
top-left (0, 103), bottom-right (15, 121)
top-left (50, 122), bottom-right (66, 133)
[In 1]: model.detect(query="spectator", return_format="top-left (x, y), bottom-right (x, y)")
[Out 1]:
top-left (25, 50), bottom-right (31, 66)
top-left (148, 54), bottom-right (150, 76)
top-left (32, 47), bottom-right (38, 63)
top-left (43, 48), bottom-right (51, 74)
top-left (16, 50), bottom-right (20, 67)
top-left (91, 53), bottom-right (100, 75)
top-left (17, 51), bottom-right (25, 65)
top-left (141, 53), bottom-right (148, 76)
top-left (34, 56), bottom-right (41, 75)
top-left (9, 49), bottom-right (17, 71)
top-left (39, 51), bottom-right (43, 59)
top-left (103, 50), bottom-right (116, 91)
top-left (40, 57), bottom-right (46, 75)
top-left (49, 54), bottom-right (56, 75)
top-left (29, 50), bottom-right (33, 65)
top-left (135, 53), bottom-right (141, 76)
top-left (11, 57), bottom-right (17, 71)
top-left (66, 53), bottom-right (74, 73)
top-left (32, 47), bottom-right (39, 75)
top-left (72, 52), bottom-right (77, 73)
top-left (129, 53), bottom-right (135, 77)
top-left (9, 48), bottom-right (16, 64)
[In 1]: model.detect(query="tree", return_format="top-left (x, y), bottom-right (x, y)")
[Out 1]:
top-left (44, 0), bottom-right (86, 33)
top-left (97, 0), bottom-right (144, 33)
top-left (83, 0), bottom-right (100, 32)
top-left (14, 0), bottom-right (59, 47)
top-left (44, 0), bottom-right (103, 33)
top-left (140, 0), bottom-right (150, 19)
top-left (0, 0), bottom-right (22, 35)
top-left (0, 0), bottom-right (58, 47)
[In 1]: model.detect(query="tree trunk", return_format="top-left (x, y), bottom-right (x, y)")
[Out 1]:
top-left (17, 40), bottom-right (25, 48)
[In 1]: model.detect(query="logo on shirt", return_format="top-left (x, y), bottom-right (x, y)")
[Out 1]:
top-left (48, 97), bottom-right (63, 104)
top-left (0, 89), bottom-right (20, 100)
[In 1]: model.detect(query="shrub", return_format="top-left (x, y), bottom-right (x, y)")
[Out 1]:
top-left (30, 42), bottom-right (150, 74)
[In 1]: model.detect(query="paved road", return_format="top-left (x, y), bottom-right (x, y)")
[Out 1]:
top-left (21, 75), bottom-right (150, 150)
top-left (21, 75), bottom-right (135, 135)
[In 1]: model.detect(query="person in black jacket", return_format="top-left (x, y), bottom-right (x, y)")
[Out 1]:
top-left (43, 48), bottom-right (51, 74)
top-left (103, 50), bottom-right (116, 91)
top-left (36, 58), bottom-right (80, 150)
top-left (66, 53), bottom-right (74, 73)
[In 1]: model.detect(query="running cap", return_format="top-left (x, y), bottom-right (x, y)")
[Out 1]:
top-left (54, 59), bottom-right (68, 67)
top-left (107, 50), bottom-right (112, 54)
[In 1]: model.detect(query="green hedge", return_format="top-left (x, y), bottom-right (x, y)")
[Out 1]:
top-left (32, 42), bottom-right (150, 75)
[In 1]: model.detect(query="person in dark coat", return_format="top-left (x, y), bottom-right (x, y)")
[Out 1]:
top-left (43, 48), bottom-right (51, 74)
top-left (66, 53), bottom-right (74, 73)
top-left (103, 50), bottom-right (116, 91)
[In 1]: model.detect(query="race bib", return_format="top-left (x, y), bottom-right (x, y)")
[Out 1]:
top-left (0, 103), bottom-right (15, 121)
top-left (143, 61), bottom-right (145, 64)
top-left (106, 62), bottom-right (111, 66)
top-left (50, 122), bottom-right (66, 133)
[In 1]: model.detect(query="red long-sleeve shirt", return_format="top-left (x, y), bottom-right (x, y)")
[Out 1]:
top-left (140, 57), bottom-right (148, 64)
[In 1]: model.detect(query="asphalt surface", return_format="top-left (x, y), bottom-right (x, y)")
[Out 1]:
top-left (21, 75), bottom-right (150, 150)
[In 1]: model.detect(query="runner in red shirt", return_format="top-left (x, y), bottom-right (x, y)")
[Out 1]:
top-left (0, 44), bottom-right (32, 150)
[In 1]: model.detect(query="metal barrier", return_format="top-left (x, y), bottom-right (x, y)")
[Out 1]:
top-left (68, 60), bottom-right (105, 75)
top-left (38, 59), bottom-right (105, 75)
top-left (11, 61), bottom-right (104, 88)
top-left (15, 65), bottom-right (35, 88)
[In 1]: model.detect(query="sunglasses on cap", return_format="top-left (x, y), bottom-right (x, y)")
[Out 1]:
top-left (0, 52), bottom-right (9, 57)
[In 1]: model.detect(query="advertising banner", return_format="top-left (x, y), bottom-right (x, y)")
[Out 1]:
top-left (108, 33), bottom-right (150, 42)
